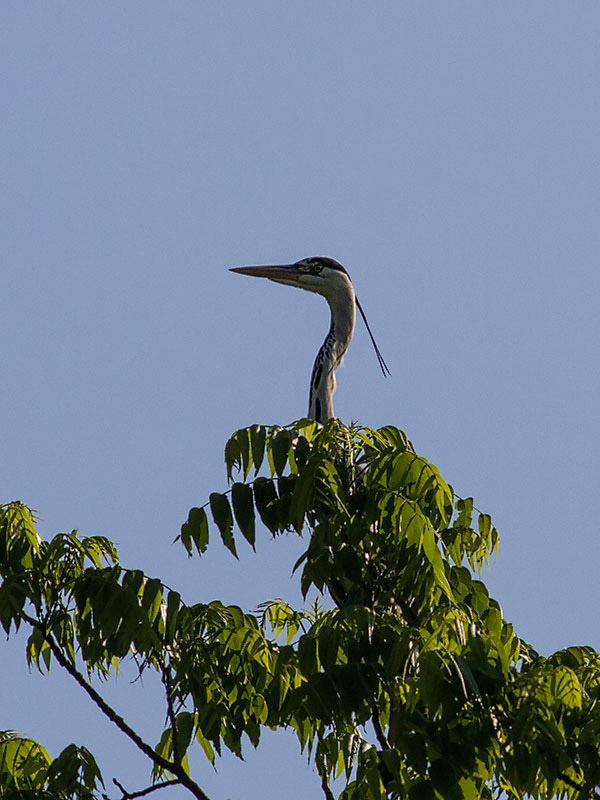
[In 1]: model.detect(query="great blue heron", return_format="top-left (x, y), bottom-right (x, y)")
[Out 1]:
top-left (230, 256), bottom-right (390, 422)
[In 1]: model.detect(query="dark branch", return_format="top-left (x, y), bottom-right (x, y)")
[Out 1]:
top-left (319, 770), bottom-right (335, 800)
top-left (164, 665), bottom-right (182, 766)
top-left (326, 576), bottom-right (349, 609)
top-left (105, 778), bottom-right (179, 800)
top-left (371, 707), bottom-right (389, 751)
top-left (370, 710), bottom-right (398, 793)
top-left (557, 772), bottom-right (600, 800)
top-left (396, 595), bottom-right (418, 626)
top-left (22, 612), bottom-right (212, 800)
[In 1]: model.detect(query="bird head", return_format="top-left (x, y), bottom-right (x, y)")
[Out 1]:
top-left (230, 256), bottom-right (391, 377)
top-left (230, 256), bottom-right (353, 300)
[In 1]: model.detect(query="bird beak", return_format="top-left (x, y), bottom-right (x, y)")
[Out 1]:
top-left (229, 264), bottom-right (300, 283)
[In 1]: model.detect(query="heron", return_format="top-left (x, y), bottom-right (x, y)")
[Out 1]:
top-left (230, 256), bottom-right (390, 422)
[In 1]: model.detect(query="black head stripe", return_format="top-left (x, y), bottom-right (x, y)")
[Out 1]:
top-left (296, 256), bottom-right (349, 276)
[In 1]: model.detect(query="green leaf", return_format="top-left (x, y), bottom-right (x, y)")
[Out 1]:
top-left (231, 482), bottom-right (255, 548)
top-left (453, 655), bottom-right (481, 699)
top-left (455, 497), bottom-right (473, 528)
top-left (224, 435), bottom-right (241, 480)
top-left (408, 781), bottom-right (436, 800)
top-left (153, 729), bottom-right (172, 778)
top-left (0, 734), bottom-right (51, 788)
top-left (478, 513), bottom-right (491, 538)
top-left (181, 507), bottom-right (209, 555)
top-left (26, 627), bottom-right (52, 673)
top-left (291, 435), bottom-right (311, 472)
top-left (238, 429), bottom-right (252, 479)
top-left (141, 577), bottom-right (163, 624)
top-left (272, 429), bottom-right (292, 477)
top-left (402, 732), bottom-right (428, 774)
top-left (165, 590), bottom-right (181, 642)
top-left (209, 493), bottom-right (237, 557)
top-left (377, 425), bottom-right (412, 452)
top-left (253, 478), bottom-right (280, 534)
top-left (512, 744), bottom-right (534, 786)
top-left (250, 425), bottom-right (266, 474)
top-left (46, 743), bottom-right (104, 794)
top-left (429, 760), bottom-right (461, 800)
top-left (251, 694), bottom-right (269, 724)
top-left (276, 474), bottom-right (295, 530)
top-left (176, 712), bottom-right (195, 754)
top-left (457, 777), bottom-right (480, 800)
top-left (290, 459), bottom-right (318, 531)
top-left (422, 527), bottom-right (453, 599)
top-left (550, 666), bottom-right (583, 709)
top-left (298, 633), bottom-right (320, 675)
top-left (418, 651), bottom-right (449, 717)
top-left (195, 728), bottom-right (215, 764)
top-left (0, 577), bottom-right (27, 634)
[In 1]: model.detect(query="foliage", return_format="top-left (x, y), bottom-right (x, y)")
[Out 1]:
top-left (2, 420), bottom-right (600, 799)
top-left (0, 729), bottom-right (101, 799)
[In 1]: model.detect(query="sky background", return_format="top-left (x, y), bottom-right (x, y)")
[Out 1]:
top-left (2, 3), bottom-right (599, 798)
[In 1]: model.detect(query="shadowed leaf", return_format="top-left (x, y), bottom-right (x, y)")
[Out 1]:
top-left (232, 482), bottom-right (255, 548)
top-left (209, 493), bottom-right (237, 557)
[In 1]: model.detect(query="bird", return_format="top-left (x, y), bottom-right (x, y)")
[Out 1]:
top-left (230, 256), bottom-right (390, 423)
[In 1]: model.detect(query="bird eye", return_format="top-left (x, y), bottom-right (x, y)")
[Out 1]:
top-left (297, 259), bottom-right (324, 274)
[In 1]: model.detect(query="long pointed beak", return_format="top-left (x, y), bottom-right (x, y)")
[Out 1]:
top-left (229, 264), bottom-right (299, 281)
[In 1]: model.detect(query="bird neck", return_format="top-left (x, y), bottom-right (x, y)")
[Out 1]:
top-left (308, 282), bottom-right (356, 423)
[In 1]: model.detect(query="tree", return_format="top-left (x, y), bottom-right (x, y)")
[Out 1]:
top-left (1, 419), bottom-right (600, 799)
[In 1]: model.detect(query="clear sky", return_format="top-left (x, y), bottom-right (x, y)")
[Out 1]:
top-left (2, 3), bottom-right (599, 799)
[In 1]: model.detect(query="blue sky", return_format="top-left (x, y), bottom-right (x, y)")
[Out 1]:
top-left (2, 3), bottom-right (599, 798)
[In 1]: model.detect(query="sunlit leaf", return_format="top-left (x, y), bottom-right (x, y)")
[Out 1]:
top-left (455, 497), bottom-right (474, 529)
top-left (421, 527), bottom-right (453, 599)
top-left (141, 577), bottom-right (163, 624)
top-left (4, 419), bottom-right (596, 800)
top-left (195, 728), bottom-right (215, 764)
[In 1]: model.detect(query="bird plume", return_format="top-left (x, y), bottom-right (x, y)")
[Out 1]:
top-left (355, 298), bottom-right (391, 377)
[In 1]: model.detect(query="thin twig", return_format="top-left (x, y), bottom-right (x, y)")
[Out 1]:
top-left (164, 665), bottom-right (181, 766)
top-left (22, 612), bottom-right (212, 800)
top-left (105, 778), bottom-right (179, 799)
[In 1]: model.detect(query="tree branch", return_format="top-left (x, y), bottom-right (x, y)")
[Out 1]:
top-left (326, 576), bottom-right (349, 609)
top-left (105, 778), bottom-right (179, 800)
top-left (371, 706), bottom-right (389, 750)
top-left (22, 612), bottom-right (212, 800)
top-left (163, 665), bottom-right (181, 766)
top-left (557, 772), bottom-right (600, 800)
top-left (319, 770), bottom-right (336, 800)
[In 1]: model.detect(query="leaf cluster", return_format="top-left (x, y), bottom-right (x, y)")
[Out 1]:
top-left (0, 729), bottom-right (101, 800)
top-left (2, 421), bottom-right (600, 800)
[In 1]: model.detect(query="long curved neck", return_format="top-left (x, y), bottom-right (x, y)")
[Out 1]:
top-left (308, 283), bottom-right (356, 423)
